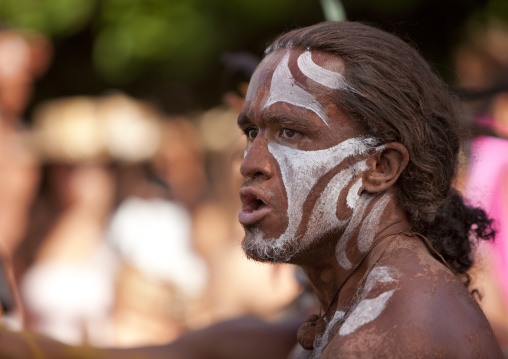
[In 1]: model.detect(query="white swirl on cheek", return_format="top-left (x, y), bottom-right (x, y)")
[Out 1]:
top-left (262, 51), bottom-right (331, 127)
top-left (297, 50), bottom-right (353, 91)
top-left (305, 160), bottom-right (367, 245)
top-left (267, 138), bottom-right (373, 252)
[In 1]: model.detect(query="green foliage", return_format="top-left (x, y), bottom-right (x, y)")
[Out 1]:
top-left (0, 0), bottom-right (96, 36)
top-left (93, 0), bottom-right (219, 83)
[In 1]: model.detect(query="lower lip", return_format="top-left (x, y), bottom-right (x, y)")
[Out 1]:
top-left (238, 205), bottom-right (271, 226)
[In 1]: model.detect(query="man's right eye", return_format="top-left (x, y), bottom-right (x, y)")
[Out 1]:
top-left (245, 127), bottom-right (259, 141)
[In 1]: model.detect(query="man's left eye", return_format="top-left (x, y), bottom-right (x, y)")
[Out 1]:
top-left (281, 128), bottom-right (298, 138)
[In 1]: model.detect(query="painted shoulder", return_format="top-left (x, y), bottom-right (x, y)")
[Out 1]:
top-left (321, 237), bottom-right (502, 358)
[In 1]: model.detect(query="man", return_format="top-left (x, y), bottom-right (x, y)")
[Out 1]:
top-left (0, 21), bottom-right (503, 359)
top-left (237, 21), bottom-right (502, 358)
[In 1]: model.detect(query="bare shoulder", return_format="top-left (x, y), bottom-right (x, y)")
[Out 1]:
top-left (321, 236), bottom-right (502, 358)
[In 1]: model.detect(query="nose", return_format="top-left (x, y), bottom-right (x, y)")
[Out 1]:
top-left (240, 136), bottom-right (274, 180)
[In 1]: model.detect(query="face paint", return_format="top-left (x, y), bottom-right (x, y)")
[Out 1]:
top-left (305, 161), bottom-right (367, 240)
top-left (346, 178), bottom-right (363, 209)
top-left (244, 137), bottom-right (382, 262)
top-left (357, 193), bottom-right (392, 252)
top-left (297, 50), bottom-right (352, 91)
top-left (263, 51), bottom-right (331, 127)
top-left (335, 193), bottom-right (375, 269)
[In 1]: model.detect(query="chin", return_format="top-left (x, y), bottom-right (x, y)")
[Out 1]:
top-left (241, 226), bottom-right (301, 263)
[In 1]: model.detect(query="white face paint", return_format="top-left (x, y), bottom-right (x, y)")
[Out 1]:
top-left (243, 49), bottom-right (386, 263)
top-left (357, 193), bottom-right (392, 252)
top-left (346, 178), bottom-right (363, 209)
top-left (262, 51), bottom-right (331, 127)
top-left (297, 50), bottom-right (353, 91)
top-left (335, 193), bottom-right (375, 269)
top-left (244, 137), bottom-right (383, 262)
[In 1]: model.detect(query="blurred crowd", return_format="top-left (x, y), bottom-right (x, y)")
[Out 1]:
top-left (1, 18), bottom-right (508, 354)
top-left (0, 27), bottom-right (300, 349)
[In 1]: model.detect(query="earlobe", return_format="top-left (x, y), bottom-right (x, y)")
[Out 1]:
top-left (362, 142), bottom-right (409, 194)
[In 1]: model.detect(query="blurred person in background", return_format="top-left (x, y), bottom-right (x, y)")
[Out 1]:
top-left (455, 20), bottom-right (508, 351)
top-left (108, 111), bottom-right (208, 345)
top-left (0, 27), bottom-right (52, 323)
top-left (12, 93), bottom-right (209, 348)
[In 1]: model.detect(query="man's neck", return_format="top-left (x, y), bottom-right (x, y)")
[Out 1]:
top-left (298, 191), bottom-right (411, 318)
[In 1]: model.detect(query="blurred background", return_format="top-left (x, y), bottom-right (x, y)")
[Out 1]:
top-left (1, 0), bottom-right (508, 353)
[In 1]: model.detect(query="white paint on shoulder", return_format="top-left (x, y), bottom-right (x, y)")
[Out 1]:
top-left (363, 266), bottom-right (397, 294)
top-left (263, 51), bottom-right (331, 127)
top-left (339, 289), bottom-right (395, 336)
top-left (297, 50), bottom-right (351, 90)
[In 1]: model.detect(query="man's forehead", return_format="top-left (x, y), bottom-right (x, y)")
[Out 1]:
top-left (252, 48), bottom-right (346, 86)
top-left (242, 48), bottom-right (350, 129)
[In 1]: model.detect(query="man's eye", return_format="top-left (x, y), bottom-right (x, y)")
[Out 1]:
top-left (281, 128), bottom-right (298, 139)
top-left (245, 127), bottom-right (258, 140)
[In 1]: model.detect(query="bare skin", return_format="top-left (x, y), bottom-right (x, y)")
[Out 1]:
top-left (237, 48), bottom-right (502, 358)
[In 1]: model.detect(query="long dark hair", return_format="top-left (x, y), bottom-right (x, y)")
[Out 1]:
top-left (266, 21), bottom-right (495, 287)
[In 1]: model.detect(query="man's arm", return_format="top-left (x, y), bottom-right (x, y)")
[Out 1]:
top-left (0, 315), bottom-right (302, 359)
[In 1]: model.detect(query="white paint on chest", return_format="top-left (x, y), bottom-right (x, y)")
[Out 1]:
top-left (297, 50), bottom-right (351, 90)
top-left (339, 266), bottom-right (398, 336)
top-left (310, 310), bottom-right (345, 359)
top-left (339, 289), bottom-right (395, 336)
top-left (263, 51), bottom-right (331, 127)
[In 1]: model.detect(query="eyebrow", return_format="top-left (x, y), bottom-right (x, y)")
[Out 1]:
top-left (237, 112), bottom-right (252, 128)
top-left (264, 112), bottom-right (315, 132)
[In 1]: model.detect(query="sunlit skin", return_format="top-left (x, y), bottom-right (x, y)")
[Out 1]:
top-left (238, 48), bottom-right (502, 358)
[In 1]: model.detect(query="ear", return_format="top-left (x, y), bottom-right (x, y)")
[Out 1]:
top-left (362, 142), bottom-right (409, 194)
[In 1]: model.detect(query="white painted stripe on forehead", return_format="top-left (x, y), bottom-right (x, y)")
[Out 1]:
top-left (263, 51), bottom-right (331, 127)
top-left (297, 50), bottom-right (351, 90)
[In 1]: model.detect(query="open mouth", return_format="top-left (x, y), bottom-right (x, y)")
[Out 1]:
top-left (239, 191), bottom-right (271, 225)
top-left (243, 195), bottom-right (267, 212)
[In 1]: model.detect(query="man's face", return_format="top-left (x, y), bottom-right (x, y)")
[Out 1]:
top-left (238, 48), bottom-right (376, 263)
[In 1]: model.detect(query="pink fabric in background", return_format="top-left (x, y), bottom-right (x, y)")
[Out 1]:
top-left (465, 135), bottom-right (508, 307)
